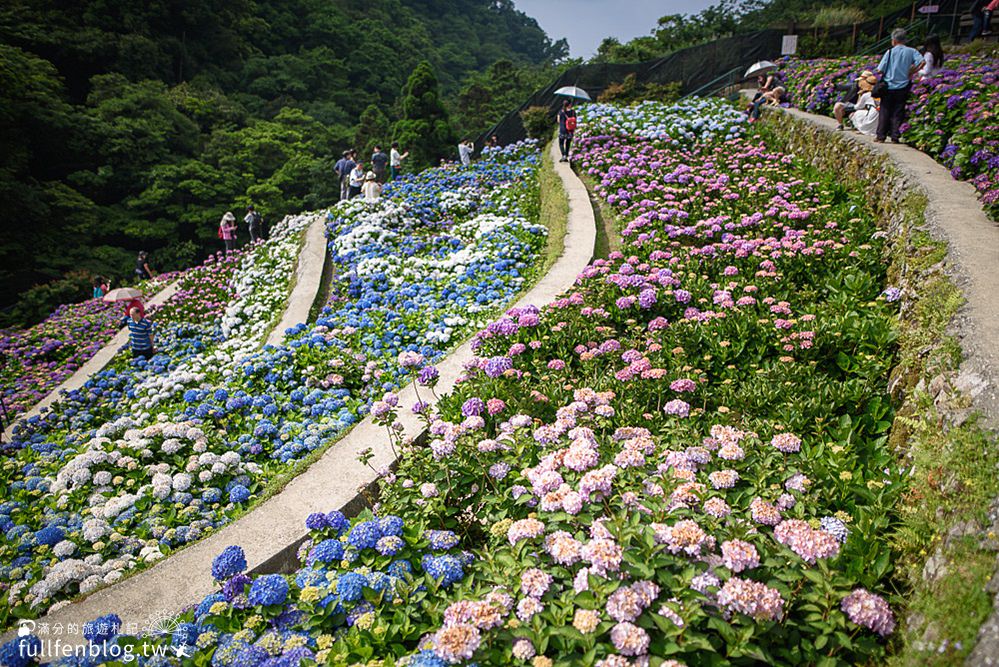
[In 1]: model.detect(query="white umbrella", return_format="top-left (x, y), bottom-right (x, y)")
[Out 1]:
top-left (102, 288), bottom-right (143, 303)
top-left (744, 60), bottom-right (778, 79)
top-left (554, 85), bottom-right (592, 101)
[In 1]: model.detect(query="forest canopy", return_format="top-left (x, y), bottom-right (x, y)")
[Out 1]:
top-left (0, 0), bottom-right (567, 324)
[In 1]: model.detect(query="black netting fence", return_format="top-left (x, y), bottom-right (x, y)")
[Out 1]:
top-left (477, 1), bottom-right (981, 148)
top-left (477, 30), bottom-right (784, 148)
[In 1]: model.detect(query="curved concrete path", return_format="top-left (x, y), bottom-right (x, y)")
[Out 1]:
top-left (266, 215), bottom-right (328, 347)
top-left (6, 142), bottom-right (596, 643)
top-left (3, 280), bottom-right (180, 442)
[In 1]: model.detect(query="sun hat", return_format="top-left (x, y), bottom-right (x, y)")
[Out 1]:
top-left (365, 172), bottom-right (377, 181)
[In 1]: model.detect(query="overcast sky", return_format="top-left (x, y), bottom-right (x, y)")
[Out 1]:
top-left (515, 0), bottom-right (718, 59)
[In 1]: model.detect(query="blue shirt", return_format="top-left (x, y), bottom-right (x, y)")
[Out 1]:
top-left (123, 317), bottom-right (153, 350)
top-left (877, 45), bottom-right (923, 90)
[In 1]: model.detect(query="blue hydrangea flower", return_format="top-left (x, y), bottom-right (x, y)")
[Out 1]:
top-left (34, 525), bottom-right (65, 546)
top-left (248, 574), bottom-right (289, 607)
top-left (820, 516), bottom-right (850, 544)
top-left (421, 554), bottom-right (464, 587)
top-left (305, 513), bottom-right (328, 530)
top-left (212, 545), bottom-right (247, 581)
top-left (325, 510), bottom-right (350, 535)
top-left (171, 622), bottom-right (199, 647)
top-left (229, 485), bottom-right (251, 503)
top-left (82, 613), bottom-right (122, 643)
top-left (408, 649), bottom-right (448, 667)
top-left (196, 593), bottom-right (226, 618)
top-left (0, 635), bottom-right (42, 667)
top-left (388, 559), bottom-right (413, 578)
top-left (308, 539), bottom-right (345, 565)
top-left (378, 515), bottom-right (404, 537)
top-left (424, 529), bottom-right (459, 551)
top-left (347, 520), bottom-right (381, 550)
top-left (375, 535), bottom-right (405, 556)
top-left (336, 572), bottom-right (368, 602)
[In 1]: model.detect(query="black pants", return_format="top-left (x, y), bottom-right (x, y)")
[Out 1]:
top-left (559, 132), bottom-right (573, 158)
top-left (132, 348), bottom-right (154, 360)
top-left (249, 223), bottom-right (262, 243)
top-left (224, 238), bottom-right (235, 252)
top-left (876, 86), bottom-right (910, 141)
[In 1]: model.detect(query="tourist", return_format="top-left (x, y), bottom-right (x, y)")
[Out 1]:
top-left (458, 139), bottom-right (473, 167)
top-left (245, 205), bottom-right (264, 243)
top-left (557, 100), bottom-right (576, 162)
top-left (92, 276), bottom-right (108, 299)
top-left (334, 150), bottom-right (355, 201)
top-left (848, 73), bottom-right (880, 136)
top-left (833, 70), bottom-right (871, 130)
top-left (983, 0), bottom-right (999, 36)
top-left (747, 86), bottom-right (786, 121)
top-left (874, 28), bottom-right (923, 144)
top-left (362, 171), bottom-right (382, 201)
top-left (135, 251), bottom-right (155, 280)
top-left (219, 211), bottom-right (237, 252)
top-left (122, 306), bottom-right (155, 360)
top-left (919, 35), bottom-right (945, 79)
top-left (487, 135), bottom-right (499, 148)
top-left (389, 142), bottom-right (409, 180)
top-left (348, 162), bottom-right (366, 198)
top-left (371, 146), bottom-right (389, 183)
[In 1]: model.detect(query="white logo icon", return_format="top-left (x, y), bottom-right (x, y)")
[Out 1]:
top-left (17, 620), bottom-right (35, 637)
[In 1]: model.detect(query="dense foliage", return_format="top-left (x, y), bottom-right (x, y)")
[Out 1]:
top-left (0, 143), bottom-right (547, 628)
top-left (778, 54), bottom-right (999, 220)
top-left (0, 0), bottom-right (566, 325)
top-left (594, 0), bottom-right (912, 63)
top-left (3, 99), bottom-right (911, 666)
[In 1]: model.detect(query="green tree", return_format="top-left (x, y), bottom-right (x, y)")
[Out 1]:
top-left (392, 61), bottom-right (455, 171)
top-left (353, 104), bottom-right (391, 162)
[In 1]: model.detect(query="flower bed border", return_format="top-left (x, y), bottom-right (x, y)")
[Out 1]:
top-left (759, 103), bottom-right (999, 664)
top-left (0, 140), bottom-right (596, 648)
top-left (2, 280), bottom-right (181, 442)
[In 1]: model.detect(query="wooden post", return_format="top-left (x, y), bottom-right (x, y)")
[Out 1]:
top-left (911, 2), bottom-right (916, 21)
top-left (852, 22), bottom-right (859, 51)
top-left (878, 16), bottom-right (885, 40)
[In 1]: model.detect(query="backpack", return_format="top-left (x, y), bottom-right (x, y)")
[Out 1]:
top-left (565, 115), bottom-right (577, 132)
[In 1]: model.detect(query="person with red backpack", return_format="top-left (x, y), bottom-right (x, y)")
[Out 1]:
top-left (557, 100), bottom-right (577, 163)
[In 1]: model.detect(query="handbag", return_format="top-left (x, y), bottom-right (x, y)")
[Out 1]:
top-left (872, 48), bottom-right (891, 98)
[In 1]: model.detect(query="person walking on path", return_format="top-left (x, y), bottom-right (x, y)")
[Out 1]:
top-left (875, 28), bottom-right (923, 144)
top-left (219, 211), bottom-right (237, 252)
top-left (389, 142), bottom-right (409, 180)
top-left (458, 139), bottom-right (474, 167)
top-left (557, 100), bottom-right (577, 162)
top-left (135, 251), bottom-right (155, 280)
top-left (122, 306), bottom-right (155, 360)
top-left (348, 162), bottom-right (366, 199)
top-left (371, 146), bottom-right (389, 183)
top-left (245, 205), bottom-right (263, 243)
top-left (362, 171), bottom-right (382, 201)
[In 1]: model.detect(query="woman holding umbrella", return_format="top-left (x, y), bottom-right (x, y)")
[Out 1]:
top-left (557, 100), bottom-right (577, 162)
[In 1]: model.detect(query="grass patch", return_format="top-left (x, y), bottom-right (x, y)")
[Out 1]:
top-left (577, 171), bottom-right (622, 260)
top-left (537, 142), bottom-right (569, 275)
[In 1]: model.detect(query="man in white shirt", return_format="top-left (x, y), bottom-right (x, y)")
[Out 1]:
top-left (389, 142), bottom-right (409, 180)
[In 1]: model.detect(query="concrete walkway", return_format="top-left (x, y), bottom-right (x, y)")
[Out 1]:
top-left (777, 106), bottom-right (999, 428)
top-left (7, 142), bottom-right (596, 643)
top-left (265, 215), bottom-right (328, 347)
top-left (2, 280), bottom-right (180, 441)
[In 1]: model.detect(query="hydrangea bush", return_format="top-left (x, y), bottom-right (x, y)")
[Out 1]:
top-left (0, 143), bottom-right (548, 628)
top-left (778, 54), bottom-right (999, 218)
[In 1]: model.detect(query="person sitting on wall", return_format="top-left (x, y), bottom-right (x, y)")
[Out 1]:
top-left (833, 70), bottom-right (873, 130)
